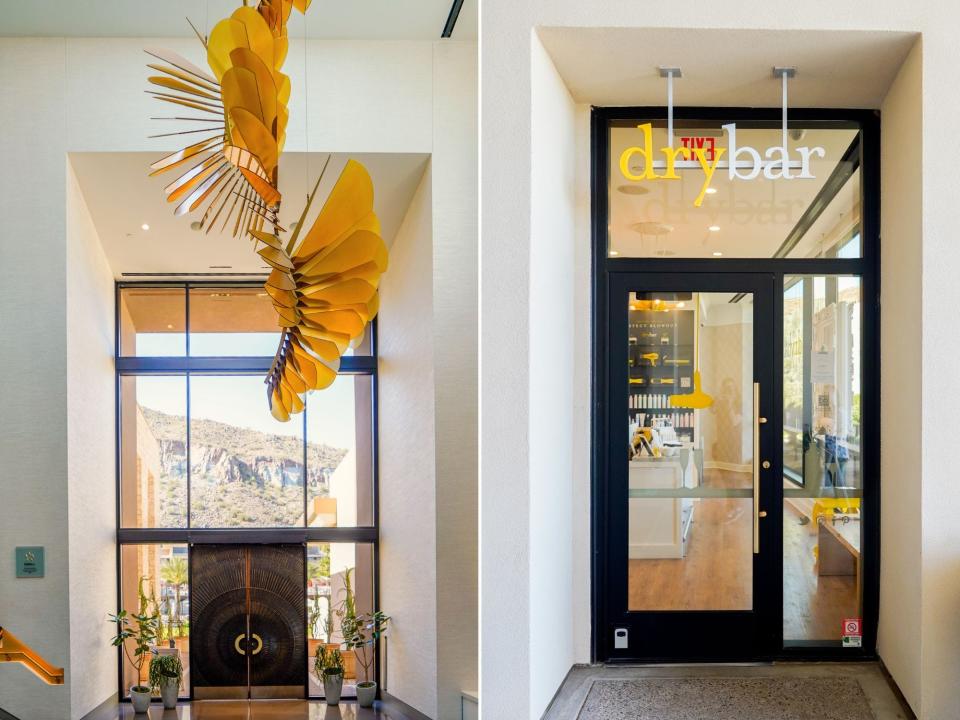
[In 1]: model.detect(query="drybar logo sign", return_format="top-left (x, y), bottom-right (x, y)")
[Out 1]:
top-left (619, 123), bottom-right (826, 207)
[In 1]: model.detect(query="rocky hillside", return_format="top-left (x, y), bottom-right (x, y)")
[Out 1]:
top-left (141, 407), bottom-right (348, 527)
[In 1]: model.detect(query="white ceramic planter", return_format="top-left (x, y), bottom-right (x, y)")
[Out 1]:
top-left (160, 677), bottom-right (179, 709)
top-left (357, 681), bottom-right (377, 708)
top-left (323, 672), bottom-right (344, 705)
top-left (130, 685), bottom-right (152, 714)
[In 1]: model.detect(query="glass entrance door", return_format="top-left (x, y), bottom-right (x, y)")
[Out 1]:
top-left (601, 272), bottom-right (778, 660)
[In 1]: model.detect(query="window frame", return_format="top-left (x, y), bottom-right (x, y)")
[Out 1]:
top-left (114, 280), bottom-right (380, 699)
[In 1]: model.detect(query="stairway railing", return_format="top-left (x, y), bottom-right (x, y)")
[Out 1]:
top-left (0, 627), bottom-right (64, 685)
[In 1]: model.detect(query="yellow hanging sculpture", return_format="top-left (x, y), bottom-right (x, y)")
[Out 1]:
top-left (146, 0), bottom-right (307, 233)
top-left (145, 0), bottom-right (387, 421)
top-left (260, 160), bottom-right (388, 421)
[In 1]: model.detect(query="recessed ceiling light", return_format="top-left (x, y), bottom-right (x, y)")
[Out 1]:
top-left (617, 184), bottom-right (650, 196)
top-left (609, 250), bottom-right (619, 256)
top-left (708, 225), bottom-right (721, 232)
top-left (141, 223), bottom-right (150, 231)
top-left (166, 324), bottom-right (174, 329)
top-left (705, 187), bottom-right (718, 195)
top-left (631, 221), bottom-right (674, 236)
top-left (677, 302), bottom-right (686, 308)
top-left (713, 251), bottom-right (723, 257)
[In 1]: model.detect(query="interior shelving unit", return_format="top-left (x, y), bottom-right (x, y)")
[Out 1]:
top-left (627, 299), bottom-right (697, 439)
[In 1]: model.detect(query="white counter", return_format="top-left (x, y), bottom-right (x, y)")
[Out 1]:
top-left (628, 457), bottom-right (696, 559)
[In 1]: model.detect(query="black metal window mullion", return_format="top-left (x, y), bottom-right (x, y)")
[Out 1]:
top-left (116, 281), bottom-right (381, 701)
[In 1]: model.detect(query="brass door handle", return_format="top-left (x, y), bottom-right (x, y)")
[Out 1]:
top-left (753, 383), bottom-right (761, 554)
top-left (234, 633), bottom-right (263, 656)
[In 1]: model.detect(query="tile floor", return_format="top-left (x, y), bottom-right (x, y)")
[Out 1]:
top-left (542, 663), bottom-right (914, 720)
top-left (83, 700), bottom-right (413, 720)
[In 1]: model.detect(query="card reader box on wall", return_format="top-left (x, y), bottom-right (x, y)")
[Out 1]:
top-left (15, 546), bottom-right (44, 578)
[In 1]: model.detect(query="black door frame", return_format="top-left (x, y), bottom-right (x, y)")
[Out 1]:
top-left (590, 106), bottom-right (881, 662)
top-left (606, 271), bottom-right (778, 661)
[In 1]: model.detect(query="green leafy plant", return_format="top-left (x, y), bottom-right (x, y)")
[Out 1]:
top-left (137, 575), bottom-right (165, 642)
top-left (343, 611), bottom-right (390, 684)
top-left (307, 558), bottom-right (326, 639)
top-left (313, 644), bottom-right (344, 680)
top-left (160, 557), bottom-right (188, 638)
top-left (333, 567), bottom-right (358, 645)
top-left (148, 653), bottom-right (183, 693)
top-left (321, 596), bottom-right (335, 643)
top-left (107, 609), bottom-right (158, 692)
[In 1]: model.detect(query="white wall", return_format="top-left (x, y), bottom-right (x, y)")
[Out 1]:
top-left (379, 167), bottom-right (439, 717)
top-left (432, 40), bottom-right (480, 720)
top-left (378, 44), bottom-right (481, 719)
top-left (0, 38), bottom-right (72, 720)
top-left (0, 33), bottom-right (476, 720)
top-left (66, 160), bottom-right (118, 719)
top-left (526, 32), bottom-right (577, 718)
top-left (480, 4), bottom-right (954, 720)
top-left (878, 38), bottom-right (923, 712)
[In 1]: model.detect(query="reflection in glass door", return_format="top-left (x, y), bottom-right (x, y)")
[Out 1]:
top-left (627, 291), bottom-right (755, 612)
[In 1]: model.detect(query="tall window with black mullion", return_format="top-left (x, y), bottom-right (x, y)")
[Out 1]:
top-left (115, 282), bottom-right (378, 699)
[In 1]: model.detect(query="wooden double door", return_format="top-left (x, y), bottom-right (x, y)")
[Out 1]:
top-left (190, 544), bottom-right (306, 699)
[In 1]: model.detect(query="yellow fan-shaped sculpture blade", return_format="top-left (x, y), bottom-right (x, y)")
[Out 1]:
top-left (230, 107), bottom-right (279, 176)
top-left (297, 230), bottom-right (388, 279)
top-left (295, 160), bottom-right (374, 258)
top-left (208, 7), bottom-right (274, 82)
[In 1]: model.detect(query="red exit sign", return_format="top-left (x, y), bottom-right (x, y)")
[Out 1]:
top-left (679, 136), bottom-right (717, 162)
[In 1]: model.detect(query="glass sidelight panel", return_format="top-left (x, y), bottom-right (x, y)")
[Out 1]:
top-left (306, 543), bottom-right (375, 699)
top-left (627, 291), bottom-right (756, 611)
top-left (119, 544), bottom-right (191, 698)
top-left (782, 276), bottom-right (864, 644)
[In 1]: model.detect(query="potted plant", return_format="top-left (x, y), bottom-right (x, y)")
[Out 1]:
top-left (148, 653), bottom-right (183, 709)
top-left (343, 610), bottom-right (390, 708)
top-left (108, 608), bottom-right (158, 713)
top-left (314, 645), bottom-right (344, 705)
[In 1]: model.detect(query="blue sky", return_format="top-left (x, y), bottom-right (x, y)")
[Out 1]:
top-left (133, 332), bottom-right (359, 449)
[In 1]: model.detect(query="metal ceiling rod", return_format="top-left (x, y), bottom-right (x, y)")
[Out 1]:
top-left (442, 0), bottom-right (465, 38)
top-left (773, 66), bottom-right (797, 152)
top-left (659, 67), bottom-right (681, 148)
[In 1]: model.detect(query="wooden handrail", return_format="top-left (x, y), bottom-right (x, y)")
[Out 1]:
top-left (0, 627), bottom-right (64, 685)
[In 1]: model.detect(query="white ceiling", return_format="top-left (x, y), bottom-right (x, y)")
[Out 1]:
top-left (1, 0), bottom-right (476, 40)
top-left (538, 27), bottom-right (917, 107)
top-left (70, 151), bottom-right (429, 277)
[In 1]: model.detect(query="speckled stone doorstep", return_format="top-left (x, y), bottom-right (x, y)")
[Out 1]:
top-left (577, 677), bottom-right (875, 720)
